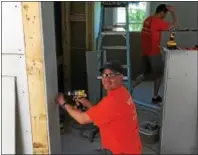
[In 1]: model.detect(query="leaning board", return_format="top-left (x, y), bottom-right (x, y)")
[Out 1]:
top-left (2, 76), bottom-right (16, 154)
top-left (160, 48), bottom-right (198, 154)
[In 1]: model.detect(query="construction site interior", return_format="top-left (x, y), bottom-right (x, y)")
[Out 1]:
top-left (1, 1), bottom-right (197, 154)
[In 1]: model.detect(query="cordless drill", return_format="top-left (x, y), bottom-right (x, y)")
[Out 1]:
top-left (167, 29), bottom-right (177, 49)
top-left (66, 90), bottom-right (87, 111)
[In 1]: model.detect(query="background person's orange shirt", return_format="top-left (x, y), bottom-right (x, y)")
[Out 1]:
top-left (141, 16), bottom-right (170, 56)
top-left (86, 86), bottom-right (142, 154)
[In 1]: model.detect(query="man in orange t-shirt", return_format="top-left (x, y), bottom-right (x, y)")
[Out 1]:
top-left (56, 60), bottom-right (142, 154)
top-left (133, 4), bottom-right (178, 104)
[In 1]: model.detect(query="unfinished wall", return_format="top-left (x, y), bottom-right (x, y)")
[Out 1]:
top-left (2, 2), bottom-right (33, 153)
top-left (151, 2), bottom-right (198, 47)
top-left (2, 2), bottom-right (61, 154)
top-left (95, 2), bottom-right (198, 79)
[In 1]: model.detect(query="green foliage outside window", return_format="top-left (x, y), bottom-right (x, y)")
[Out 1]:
top-left (128, 9), bottom-right (146, 31)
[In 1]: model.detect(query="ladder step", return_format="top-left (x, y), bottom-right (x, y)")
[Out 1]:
top-left (104, 24), bottom-right (126, 29)
top-left (101, 31), bottom-right (126, 35)
top-left (97, 76), bottom-right (128, 80)
top-left (102, 46), bottom-right (126, 50)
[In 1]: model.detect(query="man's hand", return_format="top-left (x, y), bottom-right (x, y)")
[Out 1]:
top-left (74, 97), bottom-right (93, 109)
top-left (56, 93), bottom-right (66, 106)
top-left (167, 5), bottom-right (174, 13)
top-left (167, 5), bottom-right (178, 28)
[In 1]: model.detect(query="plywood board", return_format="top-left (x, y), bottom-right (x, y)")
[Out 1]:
top-left (161, 49), bottom-right (198, 154)
top-left (2, 54), bottom-right (33, 154)
top-left (2, 2), bottom-right (25, 54)
top-left (2, 76), bottom-right (16, 154)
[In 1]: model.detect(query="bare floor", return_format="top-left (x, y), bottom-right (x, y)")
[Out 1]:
top-left (61, 82), bottom-right (163, 154)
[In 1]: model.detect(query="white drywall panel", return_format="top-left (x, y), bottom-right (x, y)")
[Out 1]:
top-left (2, 2), bottom-right (25, 54)
top-left (40, 2), bottom-right (61, 154)
top-left (2, 54), bottom-right (33, 154)
top-left (161, 49), bottom-right (198, 154)
top-left (2, 76), bottom-right (16, 154)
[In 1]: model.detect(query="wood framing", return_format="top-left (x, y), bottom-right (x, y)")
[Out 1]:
top-left (61, 1), bottom-right (71, 90)
top-left (85, 2), bottom-right (94, 50)
top-left (21, 2), bottom-right (49, 154)
top-left (59, 1), bottom-right (94, 90)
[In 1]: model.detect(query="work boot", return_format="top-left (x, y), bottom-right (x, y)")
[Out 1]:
top-left (152, 95), bottom-right (162, 104)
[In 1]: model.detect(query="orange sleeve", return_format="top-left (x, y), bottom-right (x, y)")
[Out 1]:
top-left (156, 19), bottom-right (170, 31)
top-left (86, 96), bottom-right (119, 126)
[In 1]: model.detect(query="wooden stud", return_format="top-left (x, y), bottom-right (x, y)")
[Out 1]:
top-left (70, 13), bottom-right (85, 22)
top-left (85, 2), bottom-right (94, 50)
top-left (21, 2), bottom-right (49, 154)
top-left (61, 2), bottom-right (71, 91)
top-left (90, 2), bottom-right (95, 50)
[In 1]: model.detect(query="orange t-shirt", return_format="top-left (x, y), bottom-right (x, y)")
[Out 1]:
top-left (141, 16), bottom-right (170, 56)
top-left (86, 86), bottom-right (142, 154)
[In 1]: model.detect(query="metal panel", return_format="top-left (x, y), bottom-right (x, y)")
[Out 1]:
top-left (2, 76), bottom-right (16, 154)
top-left (40, 2), bottom-right (61, 154)
top-left (2, 2), bottom-right (25, 54)
top-left (2, 54), bottom-right (33, 154)
top-left (160, 48), bottom-right (198, 154)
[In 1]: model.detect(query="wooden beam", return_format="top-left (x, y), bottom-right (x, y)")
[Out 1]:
top-left (85, 2), bottom-right (94, 50)
top-left (61, 2), bottom-right (71, 90)
top-left (70, 13), bottom-right (85, 22)
top-left (21, 2), bottom-right (49, 154)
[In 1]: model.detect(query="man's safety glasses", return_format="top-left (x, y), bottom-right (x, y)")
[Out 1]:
top-left (101, 73), bottom-right (121, 78)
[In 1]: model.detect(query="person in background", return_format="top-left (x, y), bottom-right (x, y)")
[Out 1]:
top-left (133, 4), bottom-right (178, 104)
top-left (56, 60), bottom-right (142, 154)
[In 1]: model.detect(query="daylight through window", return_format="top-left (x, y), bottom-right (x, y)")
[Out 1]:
top-left (116, 2), bottom-right (150, 31)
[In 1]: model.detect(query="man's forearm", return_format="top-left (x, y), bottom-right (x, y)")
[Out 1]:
top-left (170, 11), bottom-right (177, 26)
top-left (86, 102), bottom-right (93, 109)
top-left (64, 104), bottom-right (92, 124)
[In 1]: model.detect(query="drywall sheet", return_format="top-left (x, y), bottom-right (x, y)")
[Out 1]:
top-left (161, 48), bottom-right (198, 154)
top-left (86, 51), bottom-right (101, 104)
top-left (41, 2), bottom-right (61, 153)
top-left (2, 2), bottom-right (25, 54)
top-left (2, 54), bottom-right (33, 154)
top-left (2, 76), bottom-right (16, 154)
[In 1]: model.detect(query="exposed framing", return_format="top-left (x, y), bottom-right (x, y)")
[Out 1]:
top-left (85, 2), bottom-right (95, 50)
top-left (61, 2), bottom-right (71, 90)
top-left (21, 2), bottom-right (49, 154)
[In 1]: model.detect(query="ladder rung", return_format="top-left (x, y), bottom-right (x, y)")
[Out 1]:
top-left (104, 24), bottom-right (126, 29)
top-left (101, 31), bottom-right (126, 35)
top-left (102, 46), bottom-right (126, 50)
top-left (97, 76), bottom-right (128, 80)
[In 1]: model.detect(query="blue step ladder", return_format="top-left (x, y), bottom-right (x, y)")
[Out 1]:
top-left (96, 2), bottom-right (132, 98)
top-left (95, 2), bottom-right (160, 110)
